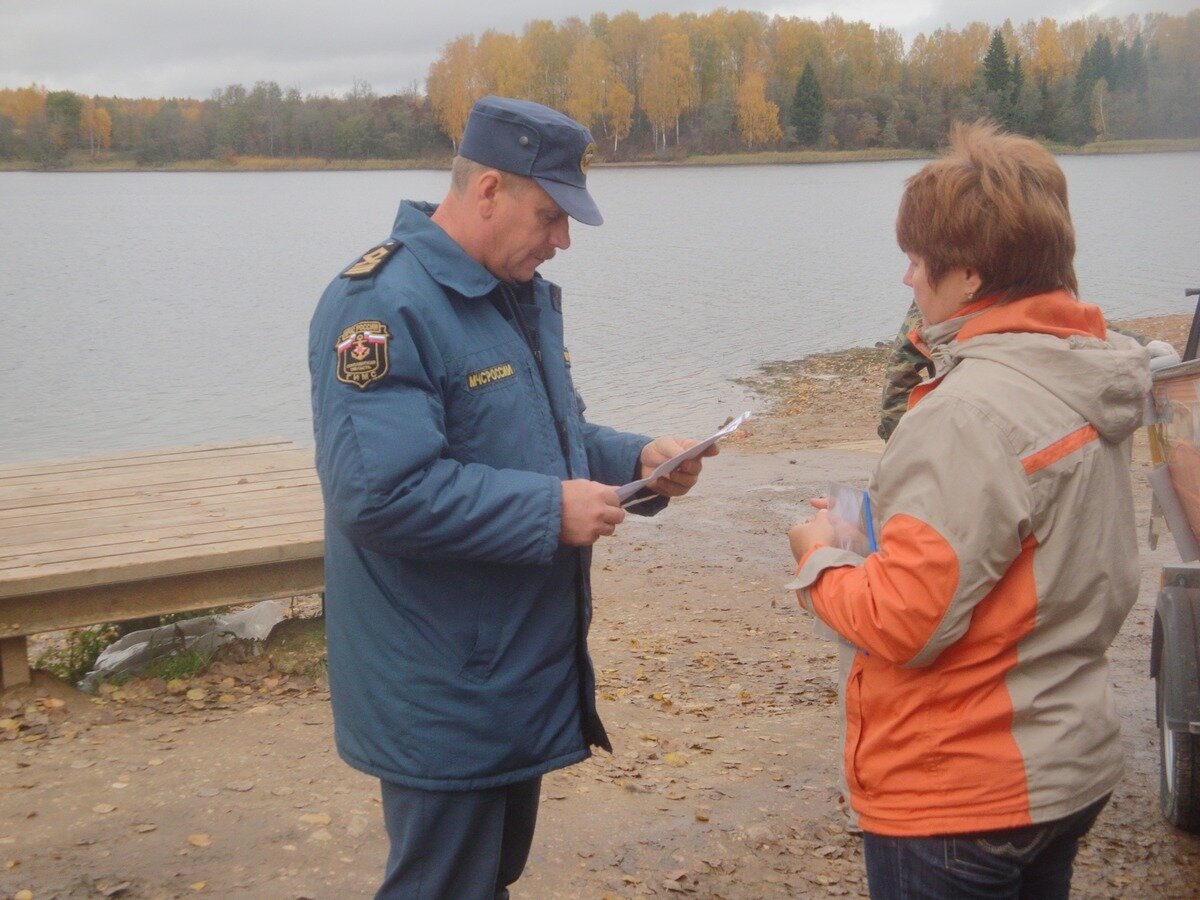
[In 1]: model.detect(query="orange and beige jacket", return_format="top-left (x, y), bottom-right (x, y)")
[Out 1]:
top-left (793, 291), bottom-right (1150, 837)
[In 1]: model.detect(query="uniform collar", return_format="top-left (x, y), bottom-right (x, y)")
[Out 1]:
top-left (391, 200), bottom-right (499, 299)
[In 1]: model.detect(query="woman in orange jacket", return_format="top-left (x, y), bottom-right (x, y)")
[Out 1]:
top-left (789, 121), bottom-right (1150, 898)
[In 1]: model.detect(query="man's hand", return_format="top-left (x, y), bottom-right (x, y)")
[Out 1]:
top-left (639, 435), bottom-right (718, 498)
top-left (560, 479), bottom-right (625, 546)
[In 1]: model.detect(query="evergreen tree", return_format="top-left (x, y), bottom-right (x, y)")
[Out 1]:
top-left (790, 62), bottom-right (824, 146)
top-left (983, 31), bottom-right (1012, 96)
top-left (1010, 53), bottom-right (1025, 110)
top-left (1008, 53), bottom-right (1031, 132)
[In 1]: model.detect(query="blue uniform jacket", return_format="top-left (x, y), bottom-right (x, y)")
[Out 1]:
top-left (309, 201), bottom-right (659, 790)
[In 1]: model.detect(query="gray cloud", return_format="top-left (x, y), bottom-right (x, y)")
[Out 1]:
top-left (2, 0), bottom-right (1193, 98)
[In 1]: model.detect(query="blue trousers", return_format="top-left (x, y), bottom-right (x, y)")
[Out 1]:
top-left (863, 795), bottom-right (1109, 899)
top-left (377, 776), bottom-right (541, 900)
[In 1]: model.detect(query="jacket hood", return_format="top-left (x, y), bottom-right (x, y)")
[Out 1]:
top-left (935, 291), bottom-right (1150, 443)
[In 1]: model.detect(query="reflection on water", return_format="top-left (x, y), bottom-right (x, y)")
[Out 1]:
top-left (1, 155), bottom-right (1197, 463)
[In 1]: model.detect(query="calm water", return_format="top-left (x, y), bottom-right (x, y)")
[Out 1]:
top-left (2, 156), bottom-right (1197, 463)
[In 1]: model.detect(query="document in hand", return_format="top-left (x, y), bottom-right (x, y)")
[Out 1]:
top-left (617, 411), bottom-right (752, 503)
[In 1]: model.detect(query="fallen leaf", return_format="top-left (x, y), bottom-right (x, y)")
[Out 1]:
top-left (298, 813), bottom-right (331, 826)
top-left (190, 881), bottom-right (207, 892)
top-left (133, 823), bottom-right (157, 833)
top-left (663, 752), bottom-right (688, 767)
top-left (188, 833), bottom-right (212, 847)
top-left (93, 803), bottom-right (117, 814)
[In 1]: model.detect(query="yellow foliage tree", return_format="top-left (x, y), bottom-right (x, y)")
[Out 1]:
top-left (565, 38), bottom-right (614, 135)
top-left (0, 84), bottom-right (46, 128)
top-left (477, 31), bottom-right (534, 99)
top-left (642, 31), bottom-right (694, 150)
top-left (427, 35), bottom-right (482, 151)
top-left (736, 41), bottom-right (781, 148)
top-left (1021, 18), bottom-right (1068, 80)
top-left (605, 81), bottom-right (634, 153)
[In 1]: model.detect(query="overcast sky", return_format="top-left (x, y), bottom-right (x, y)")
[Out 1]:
top-left (2, 1), bottom-right (1193, 99)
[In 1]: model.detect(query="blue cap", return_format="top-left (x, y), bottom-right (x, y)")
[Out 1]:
top-left (459, 95), bottom-right (602, 226)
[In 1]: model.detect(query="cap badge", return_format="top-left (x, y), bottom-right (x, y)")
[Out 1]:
top-left (580, 142), bottom-right (596, 174)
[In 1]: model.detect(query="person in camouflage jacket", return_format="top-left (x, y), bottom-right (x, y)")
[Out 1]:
top-left (879, 304), bottom-right (1148, 442)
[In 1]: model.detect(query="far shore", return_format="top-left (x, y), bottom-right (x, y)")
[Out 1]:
top-left (738, 311), bottom-right (1194, 452)
top-left (2, 136), bottom-right (1198, 173)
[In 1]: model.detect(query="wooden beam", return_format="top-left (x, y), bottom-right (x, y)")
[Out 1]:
top-left (0, 635), bottom-right (30, 690)
top-left (0, 557), bottom-right (325, 638)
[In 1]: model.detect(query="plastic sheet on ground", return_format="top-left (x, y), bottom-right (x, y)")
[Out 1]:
top-left (79, 601), bottom-right (286, 691)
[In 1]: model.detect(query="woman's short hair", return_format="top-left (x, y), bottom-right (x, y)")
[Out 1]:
top-left (896, 121), bottom-right (1078, 302)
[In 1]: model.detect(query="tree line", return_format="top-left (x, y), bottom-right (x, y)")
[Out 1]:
top-left (1, 9), bottom-right (1197, 167)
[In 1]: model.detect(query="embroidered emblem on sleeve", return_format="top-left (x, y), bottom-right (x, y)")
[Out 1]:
top-left (335, 321), bottom-right (390, 389)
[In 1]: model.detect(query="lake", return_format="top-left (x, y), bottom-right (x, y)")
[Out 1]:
top-left (1, 154), bottom-right (1197, 463)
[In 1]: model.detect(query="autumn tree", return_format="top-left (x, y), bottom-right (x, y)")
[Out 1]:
top-left (642, 31), bottom-right (694, 150)
top-left (564, 37), bottom-right (613, 135)
top-left (605, 81), bottom-right (635, 153)
top-left (79, 98), bottom-right (112, 156)
top-left (427, 35), bottom-right (482, 151)
top-left (477, 31), bottom-right (534, 99)
top-left (736, 41), bottom-right (781, 148)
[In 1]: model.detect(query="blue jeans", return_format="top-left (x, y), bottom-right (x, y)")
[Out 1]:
top-left (863, 795), bottom-right (1109, 899)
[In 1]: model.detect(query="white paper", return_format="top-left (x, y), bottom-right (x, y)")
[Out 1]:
top-left (617, 411), bottom-right (751, 503)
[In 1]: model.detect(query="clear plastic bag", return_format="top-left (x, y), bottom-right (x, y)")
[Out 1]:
top-left (826, 481), bottom-right (876, 556)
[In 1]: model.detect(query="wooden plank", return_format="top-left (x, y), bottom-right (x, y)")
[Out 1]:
top-left (0, 636), bottom-right (30, 689)
top-left (0, 449), bottom-right (315, 504)
top-left (0, 557), bottom-right (324, 638)
top-left (0, 531), bottom-right (323, 599)
top-left (0, 439), bottom-right (299, 480)
top-left (0, 491), bottom-right (323, 549)
top-left (0, 470), bottom-right (320, 518)
top-left (0, 456), bottom-right (315, 497)
top-left (2, 507), bottom-right (324, 566)
top-left (0, 476), bottom-right (322, 530)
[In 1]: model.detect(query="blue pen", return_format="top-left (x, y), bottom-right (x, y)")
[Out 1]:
top-left (862, 491), bottom-right (878, 553)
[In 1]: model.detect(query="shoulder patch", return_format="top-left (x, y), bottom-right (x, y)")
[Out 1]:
top-left (549, 284), bottom-right (563, 312)
top-left (335, 321), bottom-right (390, 389)
top-left (341, 240), bottom-right (401, 279)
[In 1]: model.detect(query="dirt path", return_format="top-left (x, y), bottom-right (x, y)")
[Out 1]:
top-left (4, 311), bottom-right (1200, 897)
top-left (3, 437), bottom-right (1198, 898)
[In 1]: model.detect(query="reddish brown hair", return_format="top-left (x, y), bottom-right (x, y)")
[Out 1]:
top-left (896, 121), bottom-right (1078, 302)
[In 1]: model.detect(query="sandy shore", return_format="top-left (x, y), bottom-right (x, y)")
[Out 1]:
top-left (2, 312), bottom-right (1198, 898)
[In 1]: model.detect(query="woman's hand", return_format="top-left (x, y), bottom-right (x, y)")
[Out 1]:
top-left (789, 497), bottom-right (836, 563)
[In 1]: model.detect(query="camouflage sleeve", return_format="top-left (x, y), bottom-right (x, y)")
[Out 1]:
top-left (1108, 322), bottom-right (1147, 345)
top-left (878, 302), bottom-right (934, 442)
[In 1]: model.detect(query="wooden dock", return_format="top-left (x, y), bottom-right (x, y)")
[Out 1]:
top-left (0, 440), bottom-right (324, 689)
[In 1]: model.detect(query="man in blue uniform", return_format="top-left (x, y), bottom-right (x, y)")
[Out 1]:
top-left (309, 96), bottom-right (715, 898)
